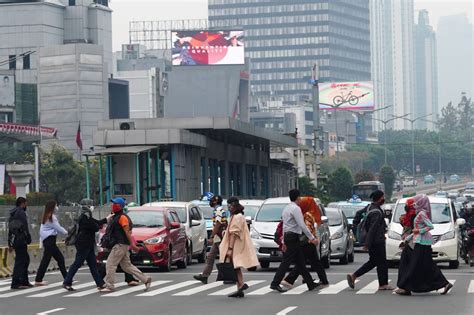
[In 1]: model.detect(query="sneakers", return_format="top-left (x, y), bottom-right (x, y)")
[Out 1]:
top-left (193, 274), bottom-right (208, 284)
top-left (144, 277), bottom-right (152, 292)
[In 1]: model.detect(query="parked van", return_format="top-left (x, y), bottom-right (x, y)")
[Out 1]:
top-left (386, 196), bottom-right (466, 269)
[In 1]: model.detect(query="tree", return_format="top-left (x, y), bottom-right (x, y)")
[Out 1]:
top-left (327, 167), bottom-right (354, 201)
top-left (298, 176), bottom-right (317, 197)
top-left (379, 165), bottom-right (396, 201)
top-left (354, 170), bottom-right (375, 184)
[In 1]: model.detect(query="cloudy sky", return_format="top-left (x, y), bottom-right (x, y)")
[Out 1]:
top-left (110, 0), bottom-right (473, 50)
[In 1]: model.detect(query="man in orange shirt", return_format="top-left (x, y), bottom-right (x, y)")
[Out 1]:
top-left (100, 198), bottom-right (151, 292)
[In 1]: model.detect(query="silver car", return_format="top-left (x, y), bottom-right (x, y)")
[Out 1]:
top-left (326, 207), bottom-right (354, 264)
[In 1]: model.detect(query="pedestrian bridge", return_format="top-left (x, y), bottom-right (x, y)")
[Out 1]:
top-left (0, 122), bottom-right (57, 142)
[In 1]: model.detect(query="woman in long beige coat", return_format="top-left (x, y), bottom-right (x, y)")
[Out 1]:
top-left (219, 197), bottom-right (259, 298)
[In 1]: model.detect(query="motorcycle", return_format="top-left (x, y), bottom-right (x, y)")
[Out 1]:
top-left (460, 222), bottom-right (474, 266)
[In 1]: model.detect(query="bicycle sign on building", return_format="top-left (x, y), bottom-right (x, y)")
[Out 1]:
top-left (319, 81), bottom-right (375, 111)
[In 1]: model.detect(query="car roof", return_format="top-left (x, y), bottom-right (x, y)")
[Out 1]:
top-left (262, 197), bottom-right (291, 204)
top-left (396, 196), bottom-right (450, 204)
top-left (325, 207), bottom-right (341, 213)
top-left (336, 201), bottom-right (371, 206)
top-left (128, 206), bottom-right (173, 212)
top-left (143, 201), bottom-right (188, 207)
top-left (239, 199), bottom-right (264, 206)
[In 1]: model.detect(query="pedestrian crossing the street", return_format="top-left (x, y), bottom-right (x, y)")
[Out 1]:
top-left (0, 278), bottom-right (472, 299)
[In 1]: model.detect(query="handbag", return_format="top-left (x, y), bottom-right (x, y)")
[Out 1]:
top-left (216, 258), bottom-right (237, 282)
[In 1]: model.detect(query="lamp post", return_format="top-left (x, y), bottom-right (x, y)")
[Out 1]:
top-left (344, 105), bottom-right (393, 144)
top-left (372, 114), bottom-right (410, 164)
top-left (421, 118), bottom-right (443, 189)
top-left (399, 113), bottom-right (433, 186)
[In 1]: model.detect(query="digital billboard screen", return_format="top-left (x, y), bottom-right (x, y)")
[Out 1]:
top-left (319, 81), bottom-right (374, 111)
top-left (172, 30), bottom-right (244, 66)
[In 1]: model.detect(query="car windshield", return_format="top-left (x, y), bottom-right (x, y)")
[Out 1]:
top-left (243, 205), bottom-right (260, 219)
top-left (393, 202), bottom-right (452, 224)
top-left (338, 204), bottom-right (368, 219)
top-left (255, 203), bottom-right (287, 222)
top-left (326, 210), bottom-right (342, 226)
top-left (127, 211), bottom-right (164, 228)
top-left (200, 206), bottom-right (214, 220)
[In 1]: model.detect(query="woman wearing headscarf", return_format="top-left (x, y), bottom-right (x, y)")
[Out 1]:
top-left (219, 197), bottom-right (259, 298)
top-left (280, 197), bottom-right (328, 289)
top-left (396, 198), bottom-right (416, 291)
top-left (395, 195), bottom-right (453, 295)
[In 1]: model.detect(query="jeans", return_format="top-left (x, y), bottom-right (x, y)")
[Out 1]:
top-left (271, 233), bottom-right (314, 289)
top-left (35, 236), bottom-right (67, 282)
top-left (354, 242), bottom-right (388, 286)
top-left (11, 244), bottom-right (30, 287)
top-left (285, 243), bottom-right (328, 284)
top-left (63, 244), bottom-right (104, 287)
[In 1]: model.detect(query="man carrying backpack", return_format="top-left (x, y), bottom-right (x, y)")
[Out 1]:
top-left (347, 190), bottom-right (394, 291)
top-left (8, 197), bottom-right (33, 289)
top-left (99, 198), bottom-right (151, 292)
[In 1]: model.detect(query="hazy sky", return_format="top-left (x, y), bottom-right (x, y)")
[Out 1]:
top-left (111, 0), bottom-right (473, 50)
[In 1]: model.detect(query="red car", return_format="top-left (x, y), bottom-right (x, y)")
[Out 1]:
top-left (96, 207), bottom-right (188, 271)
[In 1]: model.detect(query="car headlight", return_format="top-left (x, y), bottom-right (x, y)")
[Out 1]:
top-left (144, 236), bottom-right (166, 244)
top-left (250, 227), bottom-right (261, 240)
top-left (439, 230), bottom-right (455, 241)
top-left (387, 230), bottom-right (402, 240)
top-left (330, 231), bottom-right (343, 240)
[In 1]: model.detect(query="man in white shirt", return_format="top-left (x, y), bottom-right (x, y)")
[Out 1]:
top-left (270, 189), bottom-right (319, 292)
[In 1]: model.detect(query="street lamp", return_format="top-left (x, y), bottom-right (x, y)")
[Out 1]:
top-left (372, 113), bottom-right (410, 164)
top-left (398, 113), bottom-right (433, 187)
top-left (421, 117), bottom-right (443, 189)
top-left (344, 105), bottom-right (393, 144)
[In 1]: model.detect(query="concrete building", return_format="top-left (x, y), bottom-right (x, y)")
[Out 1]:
top-left (89, 117), bottom-right (298, 202)
top-left (208, 0), bottom-right (371, 105)
top-left (414, 10), bottom-right (438, 130)
top-left (370, 0), bottom-right (415, 130)
top-left (437, 14), bottom-right (473, 108)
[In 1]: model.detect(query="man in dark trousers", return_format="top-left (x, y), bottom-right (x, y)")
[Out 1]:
top-left (8, 197), bottom-right (33, 289)
top-left (270, 189), bottom-right (319, 293)
top-left (347, 190), bottom-right (394, 291)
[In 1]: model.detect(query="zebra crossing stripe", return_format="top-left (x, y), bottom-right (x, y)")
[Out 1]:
top-left (29, 282), bottom-right (97, 297)
top-left (137, 280), bottom-right (199, 297)
top-left (319, 279), bottom-right (359, 295)
top-left (0, 285), bottom-right (13, 293)
top-left (104, 281), bottom-right (171, 297)
top-left (0, 281), bottom-right (65, 298)
top-left (468, 280), bottom-right (474, 293)
top-left (283, 284), bottom-right (309, 295)
top-left (65, 282), bottom-right (127, 297)
top-left (208, 280), bottom-right (265, 296)
top-left (246, 285), bottom-right (273, 296)
top-left (356, 280), bottom-right (381, 295)
top-left (173, 281), bottom-right (225, 296)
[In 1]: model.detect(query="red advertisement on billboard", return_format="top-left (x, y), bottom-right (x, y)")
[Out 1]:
top-left (172, 30), bottom-right (244, 66)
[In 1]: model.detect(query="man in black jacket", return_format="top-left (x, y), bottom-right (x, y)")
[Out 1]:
top-left (8, 197), bottom-right (32, 289)
top-left (347, 190), bottom-right (394, 291)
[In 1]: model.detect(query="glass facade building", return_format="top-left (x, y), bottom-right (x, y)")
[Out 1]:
top-left (208, 0), bottom-right (371, 104)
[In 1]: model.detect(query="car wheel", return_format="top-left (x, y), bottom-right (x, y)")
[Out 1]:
top-left (161, 248), bottom-right (172, 272)
top-left (339, 250), bottom-right (349, 265)
top-left (322, 252), bottom-right (330, 269)
top-left (197, 242), bottom-right (207, 263)
top-left (449, 260), bottom-right (459, 269)
top-left (177, 246), bottom-right (188, 269)
top-left (260, 261), bottom-right (270, 269)
top-left (186, 244), bottom-right (193, 265)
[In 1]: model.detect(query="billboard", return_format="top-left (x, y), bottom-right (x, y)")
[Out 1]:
top-left (172, 30), bottom-right (244, 66)
top-left (0, 74), bottom-right (14, 107)
top-left (319, 81), bottom-right (374, 111)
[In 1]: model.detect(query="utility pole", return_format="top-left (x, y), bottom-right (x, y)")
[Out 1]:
top-left (373, 113), bottom-right (409, 164)
top-left (311, 64), bottom-right (320, 187)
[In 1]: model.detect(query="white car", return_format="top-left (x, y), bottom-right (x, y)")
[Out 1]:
top-left (462, 189), bottom-right (474, 200)
top-left (386, 197), bottom-right (466, 269)
top-left (239, 199), bottom-right (264, 223)
top-left (143, 201), bottom-right (207, 264)
top-left (402, 178), bottom-right (418, 187)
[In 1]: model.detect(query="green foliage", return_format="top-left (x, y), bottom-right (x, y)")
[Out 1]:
top-left (354, 170), bottom-right (375, 184)
top-left (26, 192), bottom-right (55, 206)
top-left (327, 167), bottom-right (354, 201)
top-left (0, 194), bottom-right (16, 205)
top-left (298, 176), bottom-right (317, 197)
top-left (379, 165), bottom-right (396, 200)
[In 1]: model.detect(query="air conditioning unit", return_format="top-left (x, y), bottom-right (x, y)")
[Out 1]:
top-left (119, 122), bottom-right (135, 130)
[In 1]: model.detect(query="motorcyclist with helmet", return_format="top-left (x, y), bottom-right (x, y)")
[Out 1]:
top-left (459, 202), bottom-right (474, 266)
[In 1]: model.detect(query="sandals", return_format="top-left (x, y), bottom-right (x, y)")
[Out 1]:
top-left (441, 283), bottom-right (453, 295)
top-left (62, 284), bottom-right (76, 292)
top-left (395, 288), bottom-right (411, 295)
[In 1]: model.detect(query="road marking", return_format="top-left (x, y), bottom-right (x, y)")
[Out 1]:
top-left (468, 280), bottom-right (474, 293)
top-left (276, 306), bottom-right (297, 315)
top-left (283, 284), bottom-right (308, 295)
top-left (173, 281), bottom-right (225, 296)
top-left (208, 280), bottom-right (265, 296)
top-left (104, 280), bottom-right (171, 297)
top-left (36, 308), bottom-right (66, 315)
top-left (247, 285), bottom-right (273, 296)
top-left (356, 280), bottom-right (381, 294)
top-left (0, 285), bottom-right (13, 293)
top-left (0, 281), bottom-right (65, 298)
top-left (65, 282), bottom-right (127, 297)
top-left (319, 279), bottom-right (359, 295)
top-left (137, 280), bottom-right (198, 297)
top-left (29, 282), bottom-right (97, 297)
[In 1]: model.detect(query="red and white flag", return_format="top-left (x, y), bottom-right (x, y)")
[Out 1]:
top-left (76, 123), bottom-right (83, 151)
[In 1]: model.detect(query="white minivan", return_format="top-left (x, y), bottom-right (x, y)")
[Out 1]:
top-left (386, 197), bottom-right (466, 269)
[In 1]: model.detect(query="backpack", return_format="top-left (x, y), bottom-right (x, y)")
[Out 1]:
top-left (356, 205), bottom-right (379, 245)
top-left (100, 214), bottom-right (130, 250)
top-left (8, 210), bottom-right (31, 248)
top-left (65, 210), bottom-right (90, 246)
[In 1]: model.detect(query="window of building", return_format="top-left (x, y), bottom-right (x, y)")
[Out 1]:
top-left (8, 55), bottom-right (16, 70)
top-left (23, 54), bottom-right (30, 70)
top-left (69, 0), bottom-right (75, 6)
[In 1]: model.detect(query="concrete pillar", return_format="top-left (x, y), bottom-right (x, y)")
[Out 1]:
top-left (6, 164), bottom-right (35, 198)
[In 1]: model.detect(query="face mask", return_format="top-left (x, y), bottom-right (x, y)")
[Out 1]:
top-left (54, 206), bottom-right (59, 213)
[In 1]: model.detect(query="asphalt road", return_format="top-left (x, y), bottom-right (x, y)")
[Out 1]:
top-left (0, 253), bottom-right (472, 315)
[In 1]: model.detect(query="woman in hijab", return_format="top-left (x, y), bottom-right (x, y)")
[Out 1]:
top-left (280, 197), bottom-right (329, 289)
top-left (395, 195), bottom-right (453, 295)
top-left (395, 198), bottom-right (416, 291)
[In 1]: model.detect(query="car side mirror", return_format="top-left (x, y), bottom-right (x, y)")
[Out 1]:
top-left (456, 218), bottom-right (466, 226)
top-left (170, 222), bottom-right (181, 229)
top-left (321, 216), bottom-right (328, 224)
top-left (191, 220), bottom-right (200, 227)
top-left (245, 216), bottom-right (252, 223)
